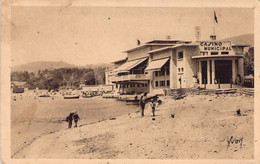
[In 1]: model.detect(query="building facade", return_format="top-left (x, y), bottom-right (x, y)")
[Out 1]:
top-left (108, 38), bottom-right (248, 94)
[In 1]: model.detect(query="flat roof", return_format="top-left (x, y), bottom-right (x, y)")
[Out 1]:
top-left (123, 44), bottom-right (176, 53)
top-left (123, 39), bottom-right (248, 54)
top-left (123, 40), bottom-right (192, 53)
top-left (148, 43), bottom-right (199, 54)
top-left (231, 44), bottom-right (251, 47)
top-left (112, 58), bottom-right (128, 64)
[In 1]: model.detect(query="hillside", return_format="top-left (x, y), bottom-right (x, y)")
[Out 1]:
top-left (221, 34), bottom-right (254, 46)
top-left (11, 61), bottom-right (79, 73)
top-left (11, 61), bottom-right (112, 73)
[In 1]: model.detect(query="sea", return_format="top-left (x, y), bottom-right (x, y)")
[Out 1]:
top-left (11, 91), bottom-right (139, 156)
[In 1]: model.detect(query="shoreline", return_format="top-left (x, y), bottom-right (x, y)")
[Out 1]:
top-left (12, 93), bottom-right (254, 159)
top-left (11, 111), bottom-right (135, 158)
top-left (11, 96), bottom-right (139, 157)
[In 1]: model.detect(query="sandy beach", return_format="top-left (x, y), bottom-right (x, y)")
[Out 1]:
top-left (11, 93), bottom-right (138, 157)
top-left (12, 93), bottom-right (254, 159)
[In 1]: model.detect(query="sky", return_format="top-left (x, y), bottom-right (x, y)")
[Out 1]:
top-left (11, 7), bottom-right (254, 66)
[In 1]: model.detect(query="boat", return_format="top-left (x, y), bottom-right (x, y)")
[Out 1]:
top-left (64, 95), bottom-right (80, 99)
top-left (13, 87), bottom-right (24, 93)
top-left (82, 93), bottom-right (94, 98)
top-left (38, 94), bottom-right (50, 97)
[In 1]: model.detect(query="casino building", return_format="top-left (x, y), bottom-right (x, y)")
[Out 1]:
top-left (106, 37), bottom-right (248, 94)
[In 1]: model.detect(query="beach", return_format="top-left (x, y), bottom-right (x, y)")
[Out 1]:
top-left (11, 92), bottom-right (138, 157)
top-left (11, 92), bottom-right (254, 159)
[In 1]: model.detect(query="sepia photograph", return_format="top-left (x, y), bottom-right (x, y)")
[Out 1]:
top-left (1, 0), bottom-right (260, 163)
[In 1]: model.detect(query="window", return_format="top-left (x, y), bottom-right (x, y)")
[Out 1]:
top-left (181, 68), bottom-right (184, 72)
top-left (178, 68), bottom-right (180, 72)
top-left (155, 81), bottom-right (159, 87)
top-left (155, 71), bottom-right (158, 76)
top-left (221, 52), bottom-right (229, 55)
top-left (161, 68), bottom-right (165, 76)
top-left (200, 52), bottom-right (208, 56)
top-left (166, 67), bottom-right (170, 75)
top-left (142, 84), bottom-right (144, 87)
top-left (167, 80), bottom-right (170, 86)
top-left (160, 81), bottom-right (165, 87)
top-left (211, 52), bottom-right (218, 55)
top-left (137, 84), bottom-right (140, 87)
top-left (144, 84), bottom-right (148, 87)
top-left (178, 51), bottom-right (184, 59)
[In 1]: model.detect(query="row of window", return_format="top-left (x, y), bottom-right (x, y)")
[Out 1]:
top-left (116, 83), bottom-right (148, 88)
top-left (200, 51), bottom-right (229, 56)
top-left (178, 67), bottom-right (184, 72)
top-left (155, 80), bottom-right (170, 87)
top-left (154, 67), bottom-right (184, 75)
top-left (154, 67), bottom-right (170, 76)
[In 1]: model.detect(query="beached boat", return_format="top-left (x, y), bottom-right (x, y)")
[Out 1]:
top-left (38, 94), bottom-right (50, 97)
top-left (64, 95), bottom-right (80, 99)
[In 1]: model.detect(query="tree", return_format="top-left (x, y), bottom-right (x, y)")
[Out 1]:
top-left (11, 66), bottom-right (107, 89)
top-left (244, 47), bottom-right (254, 76)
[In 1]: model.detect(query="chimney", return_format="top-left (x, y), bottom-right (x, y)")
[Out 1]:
top-left (195, 26), bottom-right (200, 41)
top-left (210, 35), bottom-right (216, 40)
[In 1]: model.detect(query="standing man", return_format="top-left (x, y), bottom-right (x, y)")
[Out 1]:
top-left (139, 93), bottom-right (147, 117)
top-left (73, 111), bottom-right (80, 128)
top-left (66, 111), bottom-right (74, 128)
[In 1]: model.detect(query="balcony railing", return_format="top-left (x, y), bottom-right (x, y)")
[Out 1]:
top-left (110, 74), bottom-right (150, 82)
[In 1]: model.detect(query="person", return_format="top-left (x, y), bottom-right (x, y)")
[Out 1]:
top-left (139, 93), bottom-right (147, 117)
top-left (150, 100), bottom-right (156, 117)
top-left (66, 111), bottom-right (74, 128)
top-left (73, 111), bottom-right (80, 128)
top-left (235, 74), bottom-right (242, 85)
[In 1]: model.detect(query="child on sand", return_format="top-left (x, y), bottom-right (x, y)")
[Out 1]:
top-left (150, 100), bottom-right (156, 117)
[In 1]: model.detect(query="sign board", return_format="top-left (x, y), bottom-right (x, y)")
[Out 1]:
top-left (199, 41), bottom-right (232, 51)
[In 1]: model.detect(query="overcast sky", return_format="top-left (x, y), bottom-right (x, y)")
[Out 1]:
top-left (11, 7), bottom-right (254, 66)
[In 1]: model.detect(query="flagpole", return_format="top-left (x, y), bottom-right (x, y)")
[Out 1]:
top-left (213, 12), bottom-right (215, 35)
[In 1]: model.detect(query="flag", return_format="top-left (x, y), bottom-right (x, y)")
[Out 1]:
top-left (137, 39), bottom-right (141, 45)
top-left (214, 10), bottom-right (218, 23)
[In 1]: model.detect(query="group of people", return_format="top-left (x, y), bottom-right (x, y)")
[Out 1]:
top-left (66, 110), bottom-right (80, 128)
top-left (139, 93), bottom-right (157, 117)
top-left (65, 93), bottom-right (157, 128)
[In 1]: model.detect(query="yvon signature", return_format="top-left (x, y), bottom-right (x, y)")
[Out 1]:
top-left (227, 136), bottom-right (243, 149)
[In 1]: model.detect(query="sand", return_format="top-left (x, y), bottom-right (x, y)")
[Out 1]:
top-left (12, 93), bottom-right (254, 159)
top-left (11, 93), bottom-right (138, 157)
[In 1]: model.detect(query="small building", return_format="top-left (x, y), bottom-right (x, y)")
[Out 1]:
top-left (108, 37), bottom-right (249, 94)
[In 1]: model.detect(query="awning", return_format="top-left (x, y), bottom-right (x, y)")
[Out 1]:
top-left (113, 57), bottom-right (148, 73)
top-left (145, 57), bottom-right (169, 71)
